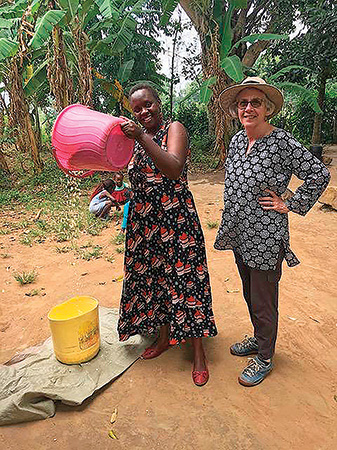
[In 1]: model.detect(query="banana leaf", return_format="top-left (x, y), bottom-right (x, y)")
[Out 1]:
top-left (269, 65), bottom-right (312, 82)
top-left (122, 0), bottom-right (149, 14)
top-left (0, 18), bottom-right (17, 29)
top-left (30, 0), bottom-right (42, 15)
top-left (231, 33), bottom-right (288, 50)
top-left (23, 60), bottom-right (48, 97)
top-left (82, 3), bottom-right (100, 28)
top-left (200, 76), bottom-right (217, 104)
top-left (160, 0), bottom-right (179, 26)
top-left (93, 73), bottom-right (132, 113)
top-left (58, 0), bottom-right (80, 22)
top-left (278, 82), bottom-right (322, 114)
top-left (213, 0), bottom-right (223, 28)
top-left (220, 55), bottom-right (244, 82)
top-left (0, 0), bottom-right (27, 19)
top-left (0, 38), bottom-right (18, 61)
top-left (219, 2), bottom-right (234, 59)
top-left (94, 0), bottom-right (120, 20)
top-left (101, 16), bottom-right (136, 54)
top-left (30, 10), bottom-right (67, 50)
top-left (232, 0), bottom-right (247, 7)
top-left (219, 0), bottom-right (247, 58)
top-left (117, 59), bottom-right (134, 84)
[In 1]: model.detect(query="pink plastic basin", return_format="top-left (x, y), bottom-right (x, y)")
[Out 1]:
top-left (52, 104), bottom-right (134, 177)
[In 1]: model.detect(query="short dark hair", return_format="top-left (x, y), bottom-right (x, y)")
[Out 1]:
top-left (128, 83), bottom-right (161, 104)
top-left (103, 179), bottom-right (115, 191)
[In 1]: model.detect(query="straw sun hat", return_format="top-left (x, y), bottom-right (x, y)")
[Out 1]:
top-left (219, 76), bottom-right (284, 118)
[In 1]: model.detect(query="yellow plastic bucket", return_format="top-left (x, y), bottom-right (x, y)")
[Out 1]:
top-left (48, 296), bottom-right (100, 364)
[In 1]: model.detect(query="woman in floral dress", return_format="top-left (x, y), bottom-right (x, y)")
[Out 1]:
top-left (119, 84), bottom-right (217, 386)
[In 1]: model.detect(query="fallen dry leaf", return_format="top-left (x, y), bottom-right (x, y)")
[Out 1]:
top-left (108, 430), bottom-right (118, 440)
top-left (112, 275), bottom-right (124, 282)
top-left (227, 289), bottom-right (239, 293)
top-left (110, 408), bottom-right (118, 424)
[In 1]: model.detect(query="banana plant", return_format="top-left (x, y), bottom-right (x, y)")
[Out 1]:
top-left (269, 66), bottom-right (322, 114)
top-left (161, 0), bottom-right (288, 105)
top-left (212, 0), bottom-right (288, 89)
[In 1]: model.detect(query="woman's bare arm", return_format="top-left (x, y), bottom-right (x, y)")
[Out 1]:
top-left (121, 120), bottom-right (188, 179)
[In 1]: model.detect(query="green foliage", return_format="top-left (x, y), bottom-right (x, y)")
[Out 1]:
top-left (160, 0), bottom-right (179, 26)
top-left (172, 99), bottom-right (217, 169)
top-left (30, 10), bottom-right (67, 50)
top-left (220, 55), bottom-right (244, 82)
top-left (112, 233), bottom-right (125, 245)
top-left (0, 155), bottom-right (113, 243)
top-left (231, 34), bottom-right (288, 51)
top-left (271, 83), bottom-right (337, 145)
top-left (173, 100), bottom-right (208, 138)
top-left (79, 245), bottom-right (103, 260)
top-left (189, 134), bottom-right (217, 170)
top-left (199, 77), bottom-right (217, 104)
top-left (13, 270), bottom-right (37, 285)
top-left (0, 38), bottom-right (18, 60)
top-left (207, 220), bottom-right (219, 229)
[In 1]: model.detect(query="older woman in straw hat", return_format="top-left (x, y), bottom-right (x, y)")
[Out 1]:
top-left (214, 77), bottom-right (330, 387)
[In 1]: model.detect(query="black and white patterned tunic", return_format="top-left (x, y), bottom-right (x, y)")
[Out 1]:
top-left (214, 128), bottom-right (331, 270)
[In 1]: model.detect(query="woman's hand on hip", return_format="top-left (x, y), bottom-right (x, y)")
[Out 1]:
top-left (120, 119), bottom-right (143, 139)
top-left (258, 189), bottom-right (289, 213)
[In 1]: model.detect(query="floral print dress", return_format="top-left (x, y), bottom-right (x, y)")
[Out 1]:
top-left (118, 123), bottom-right (217, 344)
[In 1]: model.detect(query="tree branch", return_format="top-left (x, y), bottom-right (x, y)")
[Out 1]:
top-left (242, 23), bottom-right (275, 67)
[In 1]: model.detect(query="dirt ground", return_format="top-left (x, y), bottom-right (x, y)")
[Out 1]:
top-left (0, 147), bottom-right (336, 450)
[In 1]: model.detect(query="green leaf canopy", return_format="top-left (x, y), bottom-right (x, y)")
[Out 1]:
top-left (0, 38), bottom-right (18, 61)
top-left (30, 10), bottom-right (66, 50)
top-left (220, 55), bottom-right (244, 82)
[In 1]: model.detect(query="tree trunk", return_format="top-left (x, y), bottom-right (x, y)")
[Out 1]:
top-left (32, 103), bottom-right (42, 150)
top-left (25, 111), bottom-right (42, 173)
top-left (311, 66), bottom-right (329, 145)
top-left (170, 22), bottom-right (181, 118)
top-left (9, 58), bottom-right (43, 173)
top-left (73, 24), bottom-right (93, 106)
top-left (47, 26), bottom-right (73, 111)
top-left (0, 109), bottom-right (10, 174)
top-left (333, 112), bottom-right (337, 144)
top-left (0, 150), bottom-right (10, 173)
top-left (180, 2), bottom-right (233, 160)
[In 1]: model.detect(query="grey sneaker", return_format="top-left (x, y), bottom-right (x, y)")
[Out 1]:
top-left (230, 335), bottom-right (258, 356)
top-left (238, 356), bottom-right (273, 387)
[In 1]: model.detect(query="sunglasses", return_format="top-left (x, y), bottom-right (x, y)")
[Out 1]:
top-left (236, 98), bottom-right (264, 110)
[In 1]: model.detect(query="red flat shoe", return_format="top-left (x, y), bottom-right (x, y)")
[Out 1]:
top-left (192, 366), bottom-right (209, 387)
top-left (141, 344), bottom-right (170, 360)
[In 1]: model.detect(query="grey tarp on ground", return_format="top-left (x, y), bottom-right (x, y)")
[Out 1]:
top-left (0, 307), bottom-right (152, 425)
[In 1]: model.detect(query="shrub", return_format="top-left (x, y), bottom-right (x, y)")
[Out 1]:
top-left (13, 270), bottom-right (37, 285)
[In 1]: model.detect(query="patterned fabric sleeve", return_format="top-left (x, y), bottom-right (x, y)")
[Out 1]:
top-left (284, 135), bottom-right (331, 216)
top-left (225, 133), bottom-right (238, 167)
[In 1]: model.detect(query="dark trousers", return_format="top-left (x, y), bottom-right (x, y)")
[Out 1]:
top-left (234, 249), bottom-right (284, 360)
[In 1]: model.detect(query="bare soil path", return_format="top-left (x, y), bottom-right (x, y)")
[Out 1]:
top-left (0, 156), bottom-right (336, 449)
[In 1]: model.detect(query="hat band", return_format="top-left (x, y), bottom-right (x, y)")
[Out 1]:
top-left (242, 80), bottom-right (260, 85)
